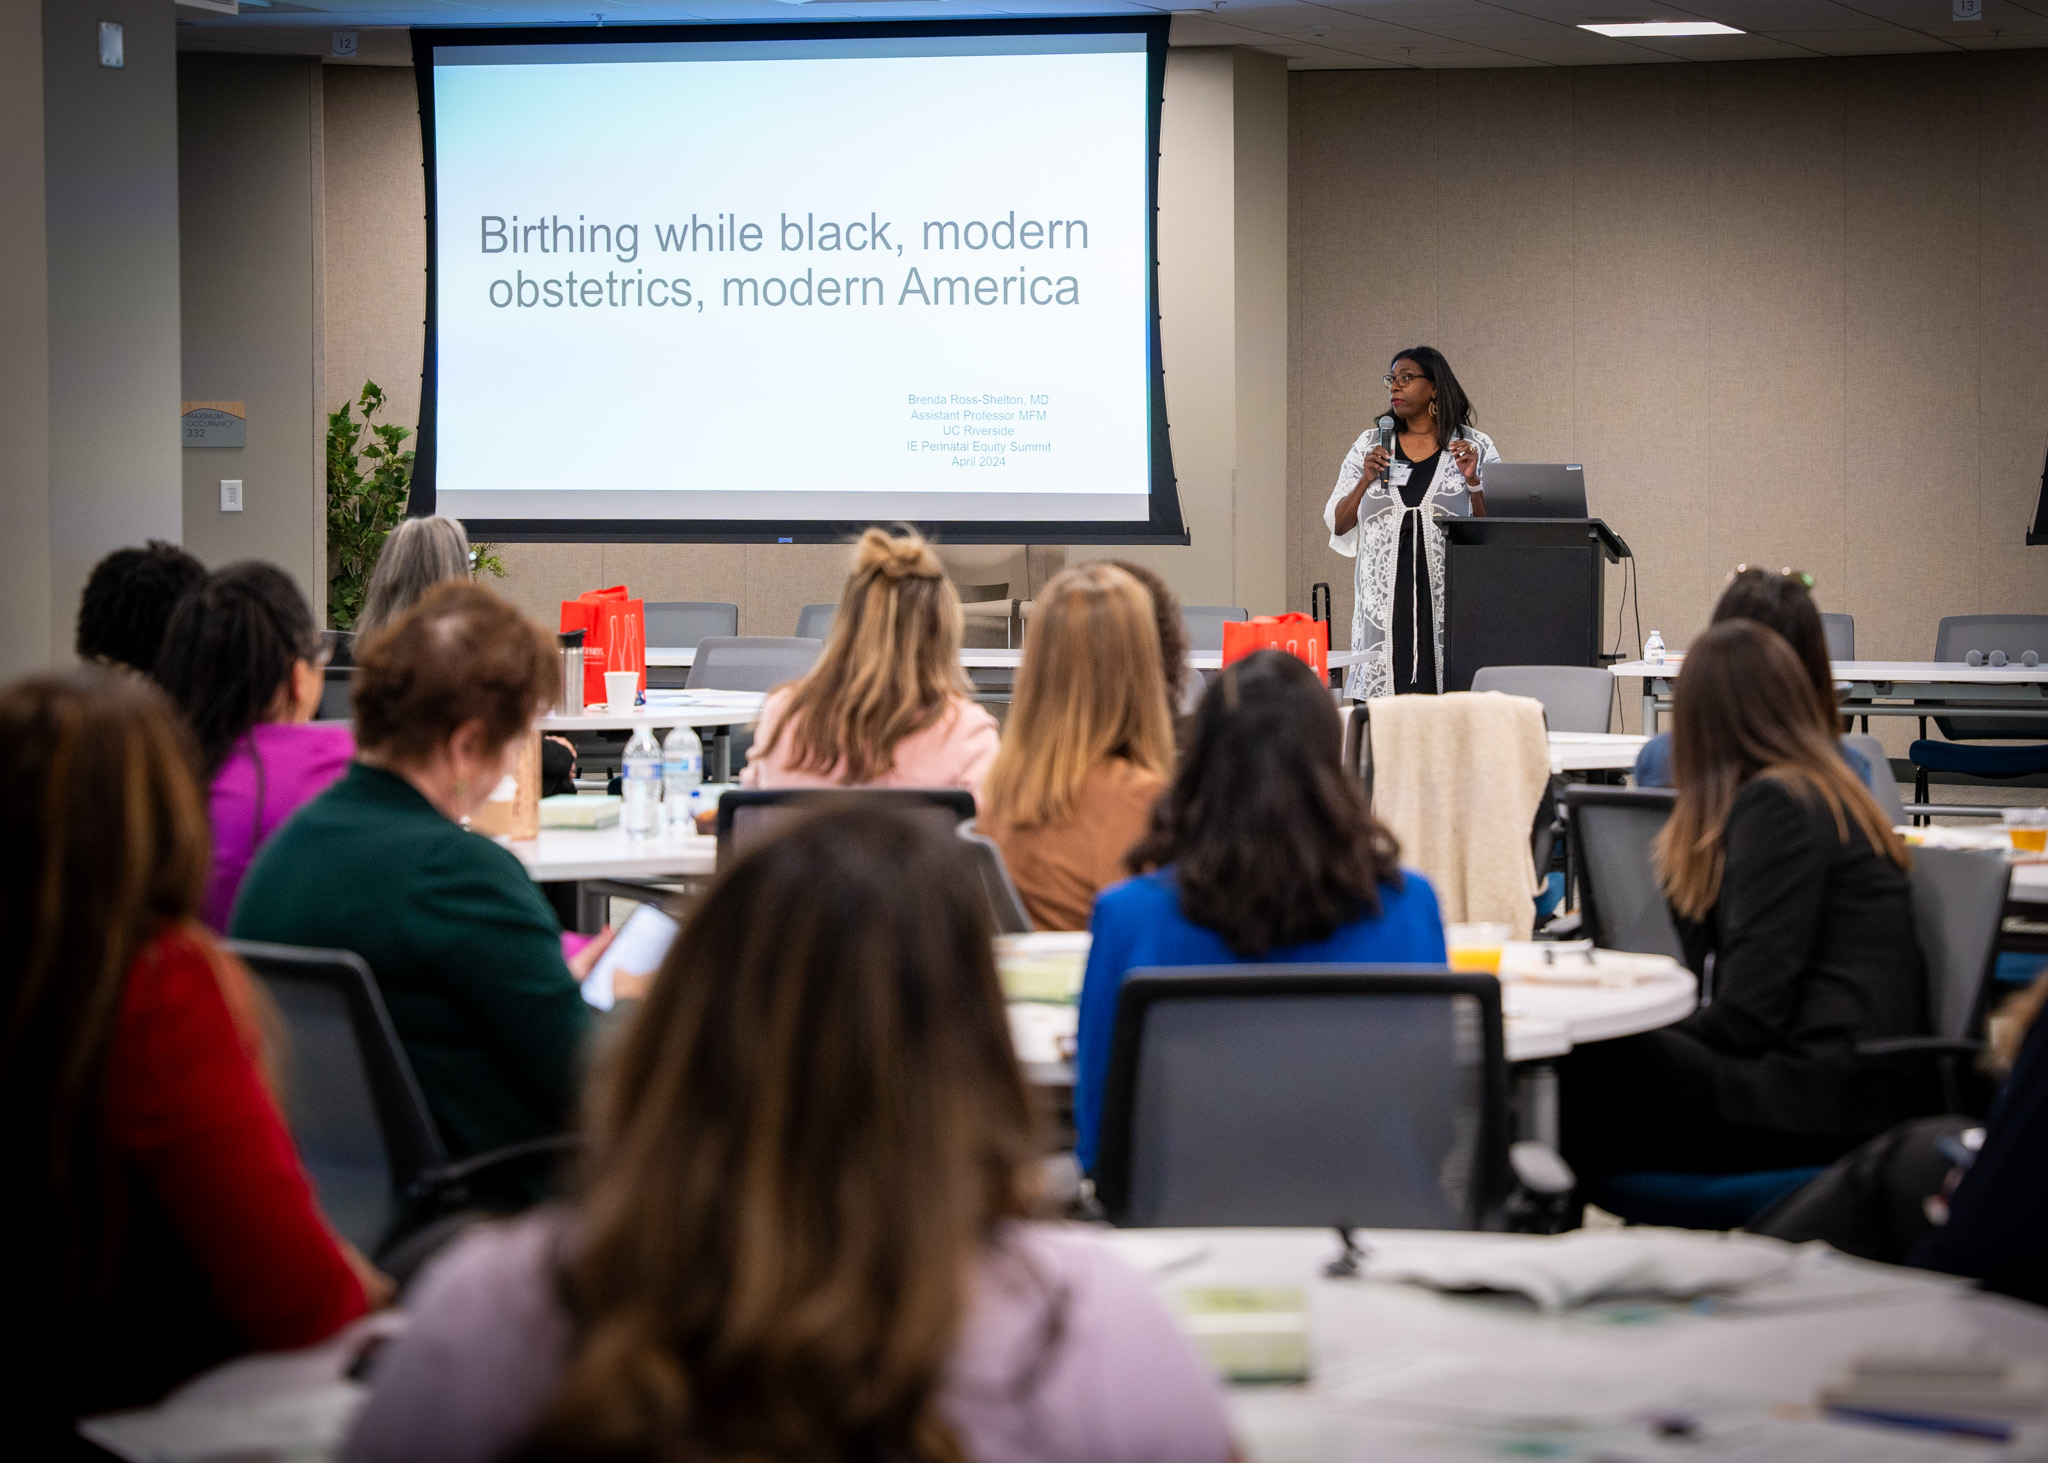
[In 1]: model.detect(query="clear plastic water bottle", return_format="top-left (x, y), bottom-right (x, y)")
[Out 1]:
top-left (621, 725), bottom-right (662, 839)
top-left (662, 724), bottom-right (702, 831)
top-left (1643, 629), bottom-right (1667, 666)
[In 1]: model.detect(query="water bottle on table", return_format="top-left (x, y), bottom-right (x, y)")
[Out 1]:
top-left (1643, 630), bottom-right (1667, 666)
top-left (662, 724), bottom-right (702, 831)
top-left (621, 725), bottom-right (662, 838)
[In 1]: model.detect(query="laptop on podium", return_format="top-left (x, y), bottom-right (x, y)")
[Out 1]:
top-left (1479, 463), bottom-right (1587, 518)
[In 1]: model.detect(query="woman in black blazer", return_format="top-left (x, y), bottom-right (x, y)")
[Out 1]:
top-left (1564, 618), bottom-right (1935, 1179)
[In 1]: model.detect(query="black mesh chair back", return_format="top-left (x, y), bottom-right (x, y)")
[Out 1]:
top-left (1932, 614), bottom-right (2048, 740)
top-left (1092, 967), bottom-right (1507, 1229)
top-left (794, 603), bottom-right (836, 640)
top-left (1909, 846), bottom-right (2011, 1042)
top-left (1180, 606), bottom-right (1248, 653)
top-left (714, 787), bottom-right (977, 869)
top-left (685, 636), bottom-right (823, 692)
top-left (958, 825), bottom-right (1032, 934)
top-left (1470, 665), bottom-right (1612, 733)
top-left (1821, 613), bottom-right (1856, 662)
top-left (228, 941), bottom-right (444, 1256)
top-left (1562, 786), bottom-right (1684, 961)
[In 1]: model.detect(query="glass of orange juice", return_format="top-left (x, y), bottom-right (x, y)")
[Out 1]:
top-left (2005, 807), bottom-right (2048, 855)
top-left (1446, 922), bottom-right (1513, 974)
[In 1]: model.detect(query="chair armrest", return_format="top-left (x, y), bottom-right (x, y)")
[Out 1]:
top-left (406, 1134), bottom-right (583, 1205)
top-left (1852, 1036), bottom-right (1985, 1061)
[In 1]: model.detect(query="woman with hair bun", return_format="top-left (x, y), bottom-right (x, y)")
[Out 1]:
top-left (743, 527), bottom-right (1000, 803)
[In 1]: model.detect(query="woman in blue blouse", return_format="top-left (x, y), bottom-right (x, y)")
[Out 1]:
top-left (1073, 650), bottom-right (1447, 1170)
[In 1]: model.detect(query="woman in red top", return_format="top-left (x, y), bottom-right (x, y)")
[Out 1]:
top-left (0, 668), bottom-right (374, 1449)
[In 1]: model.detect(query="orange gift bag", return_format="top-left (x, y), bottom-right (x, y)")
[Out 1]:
top-left (560, 586), bottom-right (646, 706)
top-left (1221, 613), bottom-right (1329, 678)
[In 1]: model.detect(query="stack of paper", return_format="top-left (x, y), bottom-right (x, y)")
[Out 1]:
top-left (540, 793), bottom-right (620, 829)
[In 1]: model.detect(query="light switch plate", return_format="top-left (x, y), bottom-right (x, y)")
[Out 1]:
top-left (220, 479), bottom-right (243, 513)
top-left (98, 22), bottom-right (123, 68)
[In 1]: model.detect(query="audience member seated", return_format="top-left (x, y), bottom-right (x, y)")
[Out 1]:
top-left (742, 527), bottom-right (999, 802)
top-left (155, 562), bottom-right (354, 932)
top-left (0, 670), bottom-right (375, 1448)
top-left (982, 563), bottom-right (1175, 931)
top-left (343, 804), bottom-right (1234, 1463)
top-left (1564, 620), bottom-right (1935, 1182)
top-left (74, 538), bottom-right (206, 676)
top-left (350, 514), bottom-right (474, 646)
top-left (1911, 976), bottom-right (2048, 1305)
top-left (233, 584), bottom-right (611, 1200)
top-left (1634, 567), bottom-right (1877, 792)
top-left (1109, 557), bottom-right (1199, 719)
top-left (1073, 649), bottom-right (1448, 1171)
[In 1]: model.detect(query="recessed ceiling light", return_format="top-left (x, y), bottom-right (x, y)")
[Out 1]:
top-left (1579, 20), bottom-right (1745, 36)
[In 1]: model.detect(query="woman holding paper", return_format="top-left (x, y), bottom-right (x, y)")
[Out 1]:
top-left (1323, 346), bottom-right (1499, 700)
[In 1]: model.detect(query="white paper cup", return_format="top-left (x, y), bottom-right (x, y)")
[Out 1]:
top-left (604, 671), bottom-right (639, 712)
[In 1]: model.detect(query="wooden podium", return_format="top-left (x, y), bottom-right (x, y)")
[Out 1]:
top-left (1440, 518), bottom-right (1628, 692)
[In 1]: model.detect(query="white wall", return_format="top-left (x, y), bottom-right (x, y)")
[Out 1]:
top-left (0, 0), bottom-right (51, 681)
top-left (42, 0), bottom-right (185, 658)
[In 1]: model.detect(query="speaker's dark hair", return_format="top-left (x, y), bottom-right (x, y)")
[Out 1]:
top-left (1392, 345), bottom-right (1478, 445)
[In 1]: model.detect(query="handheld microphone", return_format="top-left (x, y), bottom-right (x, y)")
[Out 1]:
top-left (1376, 414), bottom-right (1396, 482)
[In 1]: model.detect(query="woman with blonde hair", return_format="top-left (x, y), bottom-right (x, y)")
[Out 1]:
top-left (1562, 618), bottom-right (1936, 1186)
top-left (343, 805), bottom-right (1234, 1463)
top-left (982, 562), bottom-right (1175, 930)
top-left (743, 527), bottom-right (999, 801)
top-left (354, 515), bottom-right (473, 642)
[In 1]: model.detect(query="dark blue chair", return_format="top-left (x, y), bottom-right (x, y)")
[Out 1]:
top-left (1908, 614), bottom-right (2048, 811)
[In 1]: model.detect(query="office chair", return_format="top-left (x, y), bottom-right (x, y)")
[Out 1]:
top-left (958, 823), bottom-right (1032, 934)
top-left (1471, 665), bottom-right (1613, 734)
top-left (1908, 614), bottom-right (2048, 809)
top-left (685, 635), bottom-right (821, 692)
top-left (1091, 966), bottom-right (1569, 1230)
top-left (1561, 786), bottom-right (1685, 963)
top-left (645, 602), bottom-right (741, 688)
top-left (794, 602), bottom-right (836, 640)
top-left (1820, 613), bottom-right (1856, 662)
top-left (713, 787), bottom-right (976, 870)
top-left (1179, 605), bottom-right (1249, 654)
top-left (1839, 733), bottom-right (1907, 828)
top-left (230, 941), bottom-right (576, 1269)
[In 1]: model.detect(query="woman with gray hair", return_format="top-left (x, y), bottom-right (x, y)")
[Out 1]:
top-left (355, 516), bottom-right (473, 643)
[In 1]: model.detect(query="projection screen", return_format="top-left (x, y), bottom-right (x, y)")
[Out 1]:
top-left (409, 19), bottom-right (1184, 544)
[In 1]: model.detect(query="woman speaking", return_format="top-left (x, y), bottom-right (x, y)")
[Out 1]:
top-left (1322, 347), bottom-right (1499, 700)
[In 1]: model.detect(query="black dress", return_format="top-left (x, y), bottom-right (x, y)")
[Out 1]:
top-left (1561, 776), bottom-right (1938, 1178)
top-left (1389, 443), bottom-right (1442, 695)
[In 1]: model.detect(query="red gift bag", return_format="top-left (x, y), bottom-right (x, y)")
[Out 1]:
top-left (1221, 613), bottom-right (1329, 678)
top-left (561, 587), bottom-right (645, 706)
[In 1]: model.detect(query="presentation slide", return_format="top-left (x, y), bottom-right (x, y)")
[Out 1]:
top-left (417, 24), bottom-right (1179, 541)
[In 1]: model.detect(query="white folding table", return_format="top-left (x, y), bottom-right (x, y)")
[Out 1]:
top-left (1615, 657), bottom-right (2048, 737)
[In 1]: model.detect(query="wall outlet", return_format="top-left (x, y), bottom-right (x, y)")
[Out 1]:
top-left (98, 22), bottom-right (123, 68)
top-left (220, 479), bottom-right (243, 513)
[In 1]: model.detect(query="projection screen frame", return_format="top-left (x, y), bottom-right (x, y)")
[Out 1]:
top-left (407, 18), bottom-right (1187, 546)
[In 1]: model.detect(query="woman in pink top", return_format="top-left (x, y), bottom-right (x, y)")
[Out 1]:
top-left (345, 802), bottom-right (1233, 1463)
top-left (742, 527), bottom-right (999, 803)
top-left (155, 563), bottom-right (355, 931)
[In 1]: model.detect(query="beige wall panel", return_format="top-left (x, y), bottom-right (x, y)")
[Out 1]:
top-left (489, 541), bottom-right (603, 629)
top-left (1703, 61), bottom-right (1848, 612)
top-left (1843, 55), bottom-right (1981, 668)
top-left (743, 544), bottom-right (861, 636)
top-left (1432, 70), bottom-right (1574, 467)
top-left (1976, 50), bottom-right (2048, 622)
top-left (1233, 48), bottom-right (1291, 615)
top-left (1287, 71), bottom-right (1441, 639)
top-left (598, 543), bottom-right (748, 623)
top-left (322, 67), bottom-right (424, 436)
top-left (1570, 67), bottom-right (1713, 723)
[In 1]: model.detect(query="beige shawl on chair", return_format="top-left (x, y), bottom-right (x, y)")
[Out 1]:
top-left (1365, 691), bottom-right (1552, 938)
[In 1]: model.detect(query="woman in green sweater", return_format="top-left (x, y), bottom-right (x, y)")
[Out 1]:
top-left (234, 582), bottom-right (609, 1191)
